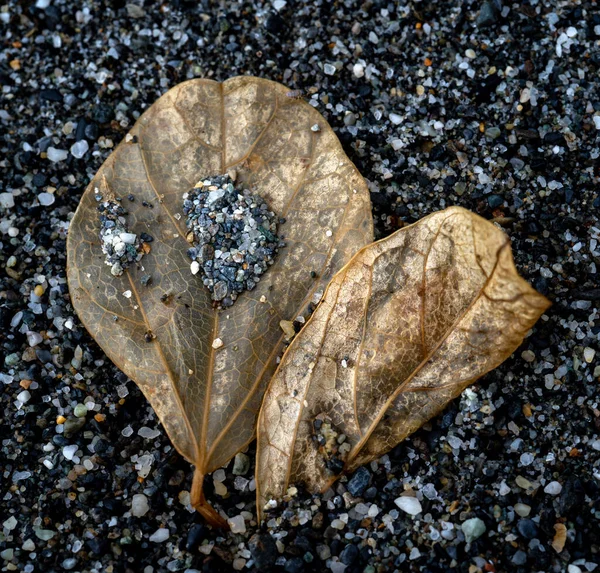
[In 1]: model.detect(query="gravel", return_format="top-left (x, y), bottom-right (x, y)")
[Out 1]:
top-left (183, 174), bottom-right (283, 308)
top-left (1, 1), bottom-right (600, 572)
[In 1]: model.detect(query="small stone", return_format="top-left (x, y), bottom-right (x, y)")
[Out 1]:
top-left (214, 481), bottom-right (227, 496)
top-left (138, 426), bottom-right (161, 439)
top-left (74, 404), bottom-right (87, 418)
top-left (3, 516), bottom-right (17, 530)
top-left (544, 481), bottom-right (562, 495)
top-left (233, 558), bottom-right (246, 570)
top-left (22, 539), bottom-right (35, 551)
top-left (280, 320), bottom-right (295, 340)
top-left (232, 452), bottom-right (250, 475)
top-left (0, 193), bottom-right (15, 209)
top-left (331, 518), bottom-right (345, 530)
top-left (514, 503), bottom-right (531, 517)
top-left (248, 533), bottom-right (279, 567)
top-left (394, 496), bottom-right (422, 516)
top-left (340, 544), bottom-right (359, 566)
top-left (476, 1), bottom-right (498, 28)
top-left (149, 528), bottom-right (170, 542)
top-left (38, 192), bottom-right (55, 206)
top-left (347, 467), bottom-right (371, 497)
top-left (228, 515), bottom-right (246, 534)
top-left (521, 350), bottom-right (535, 362)
top-left (17, 390), bottom-right (31, 403)
top-left (35, 528), bottom-right (56, 541)
top-left (47, 147), bottom-right (69, 162)
top-left (517, 518), bottom-right (539, 539)
top-left (63, 417), bottom-right (86, 437)
top-left (190, 261), bottom-right (200, 275)
top-left (213, 280), bottom-right (228, 301)
top-left (461, 517), bottom-right (486, 543)
top-left (485, 127), bottom-right (501, 140)
top-left (583, 347), bottom-right (595, 363)
top-left (511, 550), bottom-right (527, 565)
top-left (1, 548), bottom-right (13, 560)
top-left (212, 338), bottom-right (223, 349)
top-left (62, 445), bottom-right (78, 461)
top-left (131, 494), bottom-right (150, 517)
top-left (323, 63), bottom-right (336, 75)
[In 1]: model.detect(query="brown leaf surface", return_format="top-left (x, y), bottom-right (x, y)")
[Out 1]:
top-left (256, 207), bottom-right (550, 517)
top-left (66, 76), bottom-right (373, 526)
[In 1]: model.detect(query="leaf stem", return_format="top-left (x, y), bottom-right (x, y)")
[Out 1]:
top-left (191, 468), bottom-right (229, 529)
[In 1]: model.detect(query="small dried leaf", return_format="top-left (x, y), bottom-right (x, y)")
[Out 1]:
top-left (256, 207), bottom-right (550, 516)
top-left (66, 76), bottom-right (373, 526)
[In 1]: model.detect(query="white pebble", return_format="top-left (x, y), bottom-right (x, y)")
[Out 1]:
top-left (520, 452), bottom-right (534, 466)
top-left (353, 63), bottom-right (364, 78)
top-left (544, 481), bottom-right (562, 495)
top-left (227, 515), bottom-right (246, 534)
top-left (119, 232), bottom-right (137, 244)
top-left (514, 503), bottom-right (531, 517)
top-left (593, 116), bottom-right (600, 130)
top-left (465, 48), bottom-right (476, 59)
top-left (3, 516), bottom-right (17, 530)
top-left (394, 496), bottom-right (422, 516)
top-left (149, 528), bottom-right (169, 542)
top-left (131, 493), bottom-right (150, 517)
top-left (0, 193), bottom-right (15, 209)
top-left (212, 338), bottom-right (223, 349)
top-left (122, 290), bottom-right (132, 298)
top-left (190, 261), bottom-right (200, 275)
top-left (70, 140), bottom-right (89, 159)
top-left (138, 426), bottom-right (160, 439)
top-left (389, 113), bottom-right (403, 125)
top-left (323, 63), bottom-right (336, 75)
top-left (38, 192), bottom-right (55, 206)
top-left (47, 147), bottom-right (69, 162)
top-left (62, 445), bottom-right (78, 461)
top-left (17, 390), bottom-right (31, 403)
top-left (330, 518), bottom-right (345, 530)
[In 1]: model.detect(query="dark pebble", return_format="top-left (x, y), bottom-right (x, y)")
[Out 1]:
top-left (544, 132), bottom-right (567, 147)
top-left (487, 194), bottom-right (504, 208)
top-left (558, 476), bottom-right (585, 516)
top-left (265, 12), bottom-right (285, 34)
top-left (476, 1), bottom-right (499, 27)
top-left (511, 549), bottom-right (528, 565)
top-left (248, 533), bottom-right (278, 567)
top-left (91, 103), bottom-right (115, 124)
top-left (32, 173), bottom-right (47, 187)
top-left (517, 518), bottom-right (539, 539)
top-left (347, 467), bottom-right (371, 497)
top-left (340, 544), bottom-right (359, 566)
top-left (39, 88), bottom-right (63, 102)
top-left (185, 523), bottom-right (205, 552)
top-left (284, 557), bottom-right (305, 573)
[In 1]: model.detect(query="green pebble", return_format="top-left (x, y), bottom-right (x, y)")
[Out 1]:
top-left (462, 517), bottom-right (486, 543)
top-left (74, 404), bottom-right (88, 418)
top-left (485, 126), bottom-right (501, 140)
top-left (63, 417), bottom-right (86, 438)
top-left (34, 528), bottom-right (56, 541)
top-left (5, 353), bottom-right (20, 367)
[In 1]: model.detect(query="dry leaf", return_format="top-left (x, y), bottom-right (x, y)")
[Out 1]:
top-left (66, 76), bottom-right (373, 526)
top-left (256, 207), bottom-right (550, 517)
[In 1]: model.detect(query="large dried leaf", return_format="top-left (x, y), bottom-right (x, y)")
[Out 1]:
top-left (66, 76), bottom-right (373, 526)
top-left (256, 207), bottom-right (550, 517)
